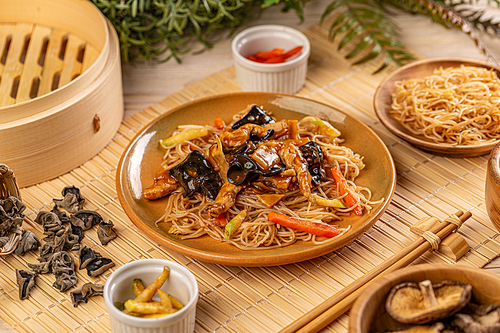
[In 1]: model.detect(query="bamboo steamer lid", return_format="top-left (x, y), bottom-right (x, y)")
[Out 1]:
top-left (0, 0), bottom-right (123, 187)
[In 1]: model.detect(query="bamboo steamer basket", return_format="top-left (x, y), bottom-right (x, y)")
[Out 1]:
top-left (0, 0), bottom-right (123, 187)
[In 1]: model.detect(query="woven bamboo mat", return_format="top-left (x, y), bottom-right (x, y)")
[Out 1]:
top-left (1, 21), bottom-right (500, 333)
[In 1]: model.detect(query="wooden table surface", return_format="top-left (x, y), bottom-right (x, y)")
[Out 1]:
top-left (2, 2), bottom-right (500, 332)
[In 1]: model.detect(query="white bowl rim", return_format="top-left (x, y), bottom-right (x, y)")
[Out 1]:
top-left (231, 24), bottom-right (311, 72)
top-left (103, 259), bottom-right (199, 327)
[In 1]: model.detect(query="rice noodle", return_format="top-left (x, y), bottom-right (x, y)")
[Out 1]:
top-left (390, 65), bottom-right (500, 145)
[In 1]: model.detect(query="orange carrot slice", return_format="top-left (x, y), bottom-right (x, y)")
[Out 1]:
top-left (331, 166), bottom-right (362, 215)
top-left (268, 212), bottom-right (340, 238)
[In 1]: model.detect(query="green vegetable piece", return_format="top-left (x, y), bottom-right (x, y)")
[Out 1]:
top-left (224, 211), bottom-right (247, 240)
top-left (161, 127), bottom-right (208, 147)
top-left (132, 278), bottom-right (145, 296)
top-left (310, 120), bottom-right (341, 138)
top-left (114, 301), bottom-right (125, 311)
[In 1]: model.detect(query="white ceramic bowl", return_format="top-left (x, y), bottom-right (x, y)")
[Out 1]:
top-left (104, 259), bottom-right (198, 333)
top-left (231, 25), bottom-right (310, 94)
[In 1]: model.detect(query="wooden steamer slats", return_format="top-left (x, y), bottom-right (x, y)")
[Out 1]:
top-left (0, 23), bottom-right (99, 105)
top-left (0, 23), bottom-right (32, 107)
top-left (16, 25), bottom-right (51, 103)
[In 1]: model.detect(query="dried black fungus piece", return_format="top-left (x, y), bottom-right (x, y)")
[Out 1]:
top-left (77, 246), bottom-right (101, 270)
top-left (16, 269), bottom-right (36, 300)
top-left (61, 227), bottom-right (80, 252)
top-left (15, 230), bottom-right (40, 256)
top-left (227, 154), bottom-right (284, 185)
top-left (250, 129), bottom-right (274, 143)
top-left (38, 224), bottom-right (80, 262)
top-left (71, 210), bottom-right (103, 231)
top-left (299, 142), bottom-right (326, 187)
top-left (35, 211), bottom-right (63, 240)
top-left (0, 236), bottom-right (9, 247)
top-left (68, 222), bottom-right (84, 243)
top-left (86, 256), bottom-right (114, 277)
top-left (38, 236), bottom-right (65, 262)
top-left (169, 150), bottom-right (221, 200)
top-left (223, 141), bottom-right (259, 156)
top-left (232, 105), bottom-right (275, 130)
top-left (97, 220), bottom-right (117, 245)
top-left (0, 196), bottom-right (25, 237)
top-left (53, 186), bottom-right (85, 213)
top-left (51, 205), bottom-right (70, 224)
top-left (27, 260), bottom-right (52, 274)
top-left (51, 251), bottom-right (77, 292)
top-left (70, 283), bottom-right (104, 307)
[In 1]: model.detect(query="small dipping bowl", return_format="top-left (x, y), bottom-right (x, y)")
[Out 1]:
top-left (231, 25), bottom-right (310, 94)
top-left (486, 141), bottom-right (500, 231)
top-left (104, 259), bottom-right (198, 333)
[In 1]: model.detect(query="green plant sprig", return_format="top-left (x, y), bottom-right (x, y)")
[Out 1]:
top-left (321, 0), bottom-right (415, 72)
top-left (92, 0), bottom-right (268, 63)
top-left (93, 0), bottom-right (500, 69)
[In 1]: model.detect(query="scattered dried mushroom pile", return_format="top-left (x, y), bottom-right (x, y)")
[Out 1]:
top-left (383, 279), bottom-right (500, 333)
top-left (0, 186), bottom-right (118, 306)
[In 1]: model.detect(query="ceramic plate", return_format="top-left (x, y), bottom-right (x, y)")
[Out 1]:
top-left (374, 58), bottom-right (500, 157)
top-left (116, 93), bottom-right (396, 266)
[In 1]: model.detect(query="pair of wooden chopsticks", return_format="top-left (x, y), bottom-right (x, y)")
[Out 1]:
top-left (278, 210), bottom-right (472, 333)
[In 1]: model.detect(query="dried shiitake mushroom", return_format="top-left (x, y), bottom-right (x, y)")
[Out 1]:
top-left (386, 280), bottom-right (472, 324)
top-left (387, 322), bottom-right (444, 333)
top-left (450, 313), bottom-right (500, 333)
top-left (448, 303), bottom-right (500, 333)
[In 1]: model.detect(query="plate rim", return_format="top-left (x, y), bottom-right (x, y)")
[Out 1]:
top-left (373, 57), bottom-right (500, 157)
top-left (116, 92), bottom-right (397, 266)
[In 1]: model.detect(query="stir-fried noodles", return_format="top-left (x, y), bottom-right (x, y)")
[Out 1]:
top-left (144, 105), bottom-right (383, 250)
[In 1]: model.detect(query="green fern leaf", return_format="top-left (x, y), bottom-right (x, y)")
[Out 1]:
top-left (321, 0), bottom-right (346, 24)
top-left (346, 35), bottom-right (373, 58)
top-left (338, 25), bottom-right (365, 50)
top-left (353, 43), bottom-right (382, 65)
top-left (323, 0), bottom-right (415, 71)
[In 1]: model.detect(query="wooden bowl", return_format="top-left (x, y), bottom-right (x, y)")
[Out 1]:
top-left (486, 142), bottom-right (500, 231)
top-left (0, 0), bottom-right (123, 187)
top-left (373, 58), bottom-right (500, 157)
top-left (349, 264), bottom-right (500, 333)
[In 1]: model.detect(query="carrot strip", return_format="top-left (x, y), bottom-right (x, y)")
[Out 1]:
top-left (331, 166), bottom-right (363, 215)
top-left (214, 213), bottom-right (227, 226)
top-left (246, 55), bottom-right (265, 63)
top-left (263, 56), bottom-right (287, 63)
top-left (214, 117), bottom-right (225, 130)
top-left (254, 48), bottom-right (284, 60)
top-left (283, 46), bottom-right (302, 58)
top-left (263, 46), bottom-right (303, 63)
top-left (267, 212), bottom-right (340, 238)
top-left (247, 46), bottom-right (303, 63)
